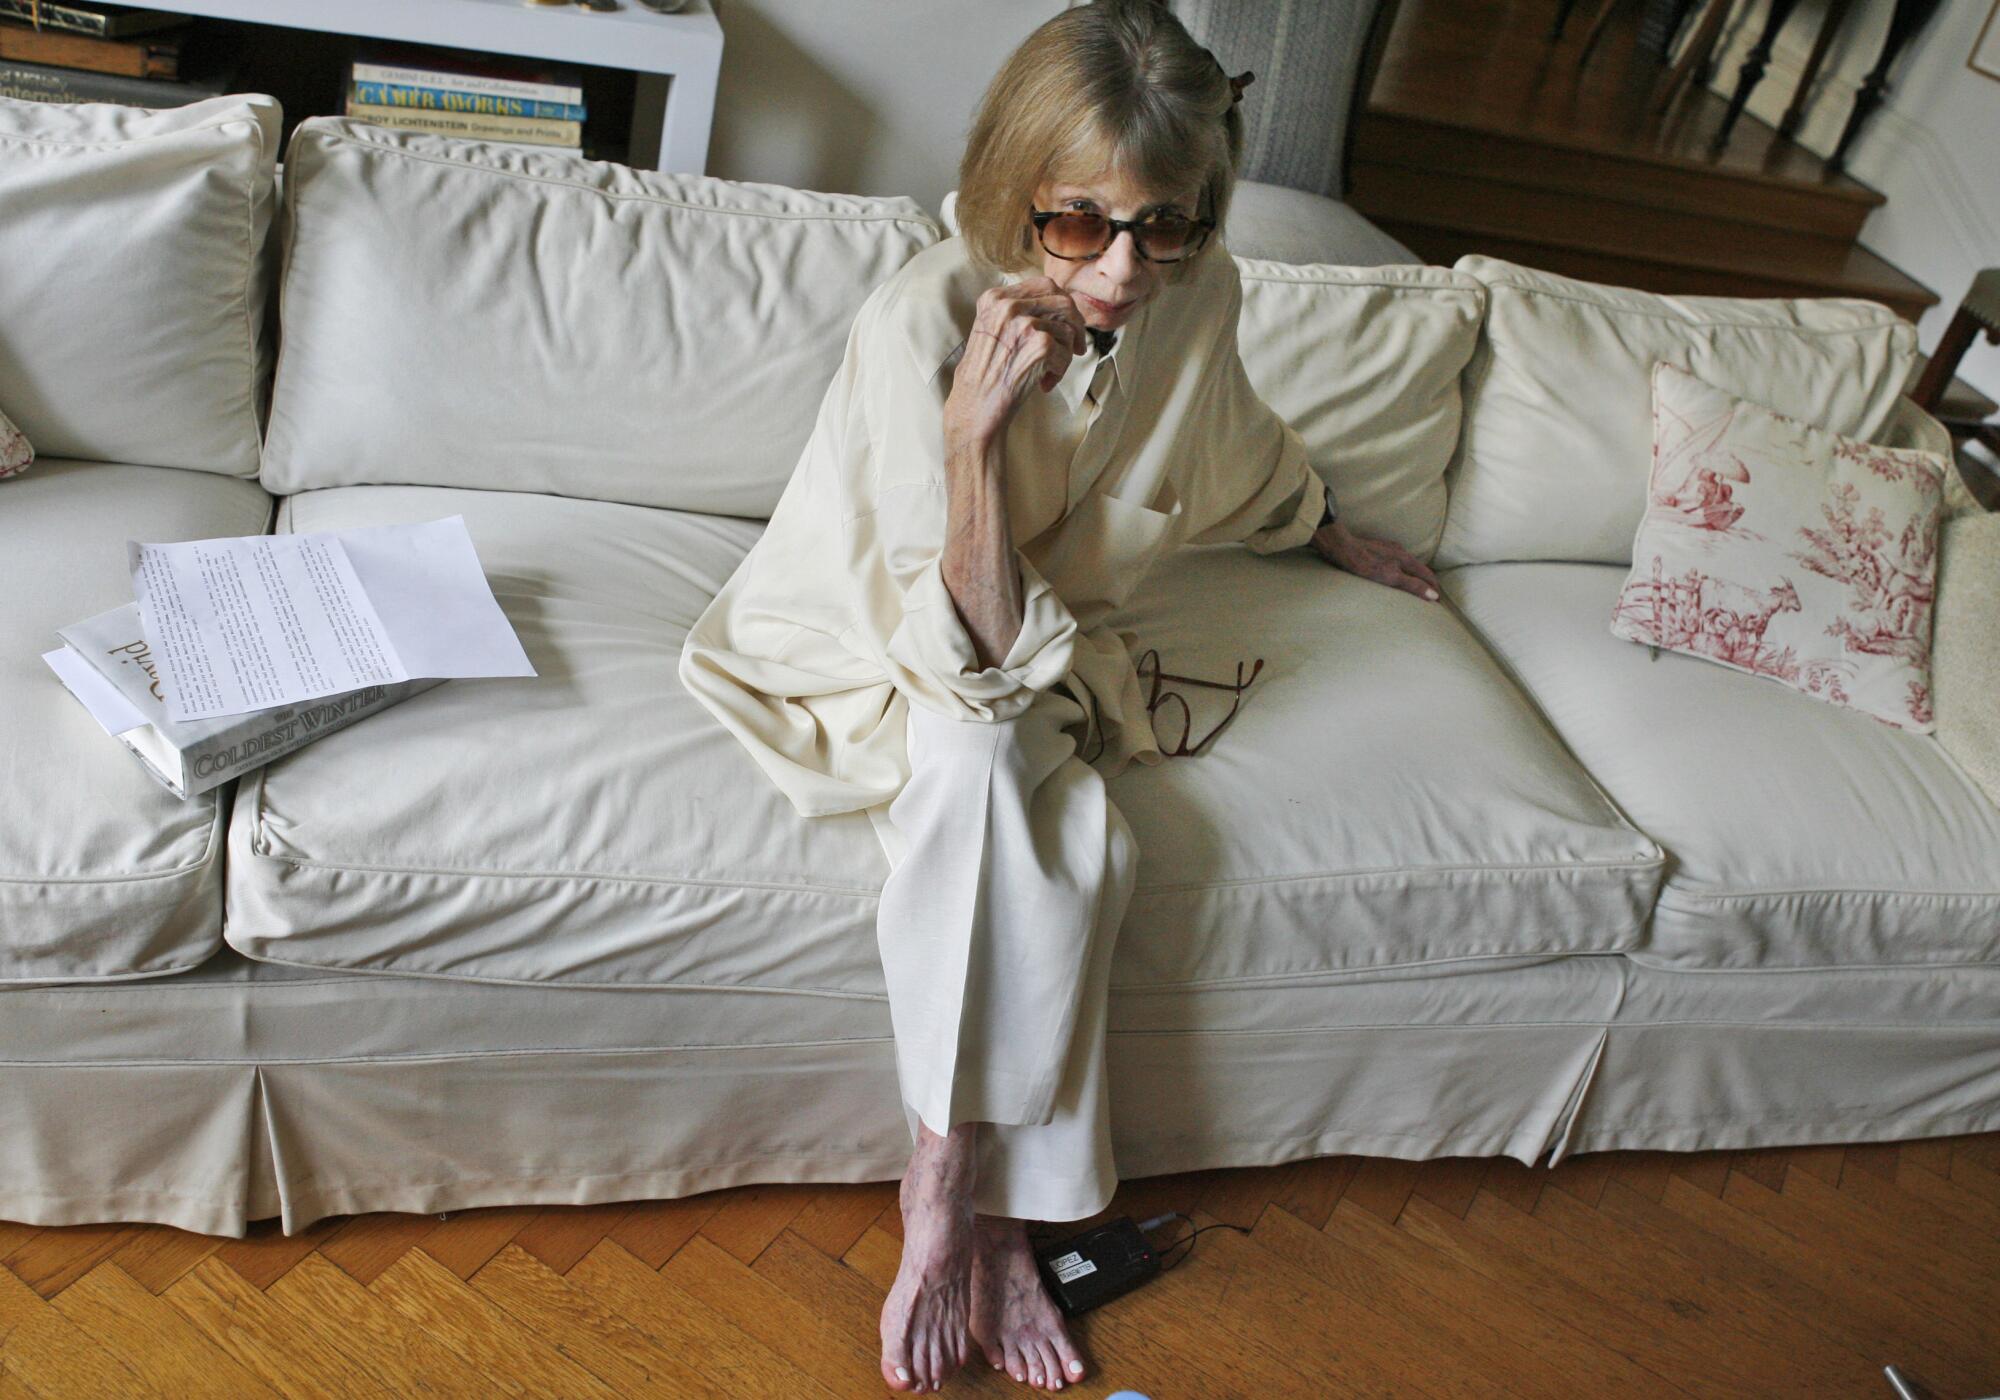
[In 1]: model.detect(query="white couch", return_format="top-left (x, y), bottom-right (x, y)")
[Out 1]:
top-left (4, 94), bottom-right (1996, 1240)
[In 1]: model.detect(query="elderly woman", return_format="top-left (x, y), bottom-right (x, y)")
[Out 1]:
top-left (680, 0), bottom-right (1438, 1391)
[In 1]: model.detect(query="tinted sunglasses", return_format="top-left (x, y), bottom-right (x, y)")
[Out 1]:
top-left (1028, 206), bottom-right (1216, 264)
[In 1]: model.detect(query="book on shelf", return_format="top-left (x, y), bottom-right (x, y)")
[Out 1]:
top-left (350, 38), bottom-right (584, 105)
top-left (0, 15), bottom-right (188, 80)
top-left (348, 78), bottom-right (585, 123)
top-left (0, 50), bottom-right (231, 104)
top-left (44, 602), bottom-right (446, 801)
top-left (344, 92), bottom-right (582, 151)
top-left (0, 0), bottom-right (190, 39)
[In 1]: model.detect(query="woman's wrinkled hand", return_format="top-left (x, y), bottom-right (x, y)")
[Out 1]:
top-left (1310, 518), bottom-right (1441, 602)
top-left (942, 278), bottom-right (1089, 457)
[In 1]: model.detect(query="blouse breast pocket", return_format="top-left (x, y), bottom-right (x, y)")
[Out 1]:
top-left (1025, 484), bottom-right (1186, 626)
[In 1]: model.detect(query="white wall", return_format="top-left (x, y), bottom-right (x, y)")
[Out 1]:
top-left (705, 0), bottom-right (1067, 224)
top-left (1700, 0), bottom-right (2000, 401)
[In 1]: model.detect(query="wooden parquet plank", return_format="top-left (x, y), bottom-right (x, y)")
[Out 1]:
top-left (1542, 1150), bottom-right (1616, 1207)
top-left (1252, 1205), bottom-right (1540, 1399)
top-left (1605, 1150), bottom-right (1680, 1203)
top-left (1321, 1196), bottom-right (1682, 1398)
top-left (1785, 1145), bottom-right (1846, 1187)
top-left (1654, 1172), bottom-right (1987, 1397)
top-left (1159, 1208), bottom-right (1448, 1400)
top-left (1841, 1143), bottom-right (1901, 1182)
top-left (784, 1183), bottom-right (898, 1262)
top-left (1527, 1178), bottom-right (1881, 1396)
top-left (470, 1242), bottom-right (739, 1398)
top-left (2, 1223), bottom-right (141, 1300)
top-left (652, 1231), bottom-right (886, 1400)
top-left (1190, 1163), bottom-right (1289, 1230)
top-left (108, 1224), bottom-right (224, 1295)
top-left (609, 1196), bottom-right (725, 1270)
top-left (1952, 1133), bottom-right (2000, 1174)
top-left (210, 1216), bottom-right (345, 1292)
top-left (1900, 1136), bottom-right (1957, 1181)
top-left (0, 1359), bottom-right (41, 1399)
top-left (317, 1211), bottom-right (442, 1287)
top-left (1267, 1154), bottom-right (1357, 1229)
top-left (266, 1251), bottom-right (490, 1400)
top-left (1476, 1156), bottom-right (1547, 1215)
top-left (367, 1245), bottom-right (618, 1398)
top-left (0, 1261), bottom-right (166, 1400)
top-left (508, 1201), bottom-right (637, 1276)
top-left (162, 1257), bottom-right (384, 1400)
top-left (1667, 1148), bottom-right (1737, 1198)
top-left (696, 1183), bottom-right (814, 1266)
top-left (46, 1260), bottom-right (277, 1400)
top-left (1465, 1188), bottom-right (1796, 1397)
top-left (0, 1229), bottom-right (39, 1263)
top-left (1887, 1151), bottom-right (2000, 1237)
top-left (1826, 1152), bottom-right (2000, 1278)
top-left (1409, 1156), bottom-right (1491, 1218)
top-left (418, 1206), bottom-right (540, 1281)
top-left (567, 1238), bottom-right (843, 1398)
top-left (1342, 1155), bottom-right (1424, 1224)
top-left (1729, 1147), bottom-right (1790, 1194)
top-left (1946, 1149), bottom-right (2000, 1209)
top-left (1395, 1194), bottom-right (1717, 1397)
top-left (1753, 1170), bottom-right (1997, 1335)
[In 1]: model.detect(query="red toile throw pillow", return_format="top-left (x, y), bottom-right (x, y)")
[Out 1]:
top-left (1611, 360), bottom-right (1948, 732)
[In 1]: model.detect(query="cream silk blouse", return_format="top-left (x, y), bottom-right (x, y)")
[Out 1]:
top-left (678, 233), bottom-right (1330, 819)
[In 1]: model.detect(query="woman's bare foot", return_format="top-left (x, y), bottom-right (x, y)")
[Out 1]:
top-left (969, 1214), bottom-right (1089, 1390)
top-left (880, 1118), bottom-right (979, 1393)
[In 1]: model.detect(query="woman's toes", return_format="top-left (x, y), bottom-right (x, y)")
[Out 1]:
top-left (1035, 1338), bottom-right (1065, 1389)
top-left (882, 1354), bottom-right (913, 1392)
top-left (1053, 1337), bottom-right (1087, 1382)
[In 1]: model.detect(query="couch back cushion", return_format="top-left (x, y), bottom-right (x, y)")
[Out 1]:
top-left (0, 92), bottom-right (281, 478)
top-left (1234, 259), bottom-right (1484, 562)
top-left (262, 118), bottom-right (944, 515)
top-left (1436, 255), bottom-right (1917, 567)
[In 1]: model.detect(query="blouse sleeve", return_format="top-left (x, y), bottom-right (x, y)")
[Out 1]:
top-left (856, 288), bottom-right (1080, 723)
top-left (1181, 264), bottom-right (1333, 555)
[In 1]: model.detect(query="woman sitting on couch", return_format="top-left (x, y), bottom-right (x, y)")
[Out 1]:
top-left (679, 0), bottom-right (1438, 1391)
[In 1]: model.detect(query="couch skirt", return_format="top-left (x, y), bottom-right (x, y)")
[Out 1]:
top-left (3, 949), bottom-right (1997, 1238)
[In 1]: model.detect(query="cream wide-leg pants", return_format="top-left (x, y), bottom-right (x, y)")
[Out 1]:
top-left (864, 685), bottom-right (1140, 1223)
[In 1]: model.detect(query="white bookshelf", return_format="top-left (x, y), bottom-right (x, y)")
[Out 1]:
top-left (110, 0), bottom-right (723, 172)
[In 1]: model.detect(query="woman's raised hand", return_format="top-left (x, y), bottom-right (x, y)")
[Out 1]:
top-left (942, 278), bottom-right (1089, 456)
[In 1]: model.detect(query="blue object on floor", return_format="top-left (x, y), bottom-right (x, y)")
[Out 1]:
top-left (1107, 1392), bottom-right (1155, 1400)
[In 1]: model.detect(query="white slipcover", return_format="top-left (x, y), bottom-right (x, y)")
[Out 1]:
top-left (1233, 259), bottom-right (1485, 562)
top-left (259, 118), bottom-right (944, 515)
top-left (0, 93), bottom-right (281, 477)
top-left (1437, 255), bottom-right (1918, 567)
top-left (1441, 562), bottom-right (2000, 971)
top-left (227, 484), bottom-right (1664, 986)
top-left (1, 460), bottom-right (274, 983)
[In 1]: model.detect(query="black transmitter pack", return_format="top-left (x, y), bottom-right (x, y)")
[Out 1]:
top-left (1032, 1216), bottom-right (1161, 1316)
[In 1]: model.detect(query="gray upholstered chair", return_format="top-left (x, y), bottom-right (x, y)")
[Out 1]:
top-left (1172, 0), bottom-right (1419, 266)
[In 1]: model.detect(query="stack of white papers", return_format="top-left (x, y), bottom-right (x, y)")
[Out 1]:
top-left (44, 516), bottom-right (536, 799)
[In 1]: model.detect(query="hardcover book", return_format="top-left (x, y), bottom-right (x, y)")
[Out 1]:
top-left (45, 602), bottom-right (445, 801)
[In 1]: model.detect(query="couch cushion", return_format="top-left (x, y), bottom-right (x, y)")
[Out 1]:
top-left (1233, 259), bottom-right (1484, 563)
top-left (0, 93), bottom-right (281, 478)
top-left (1441, 561), bottom-right (2000, 971)
top-left (3, 459), bottom-right (273, 983)
top-left (1437, 255), bottom-right (1918, 568)
top-left (261, 118), bottom-right (943, 515)
top-left (227, 484), bottom-right (1664, 988)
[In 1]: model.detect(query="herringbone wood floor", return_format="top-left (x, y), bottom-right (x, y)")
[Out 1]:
top-left (3, 1135), bottom-right (1998, 1398)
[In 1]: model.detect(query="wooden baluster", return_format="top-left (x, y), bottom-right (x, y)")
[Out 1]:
top-left (1827, 0), bottom-right (1945, 172)
top-left (1778, 0), bottom-right (1857, 138)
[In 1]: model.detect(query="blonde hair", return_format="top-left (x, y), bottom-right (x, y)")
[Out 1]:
top-left (955, 0), bottom-right (1242, 286)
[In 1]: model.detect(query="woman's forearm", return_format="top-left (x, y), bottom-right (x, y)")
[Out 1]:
top-left (939, 434), bottom-right (1024, 670)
